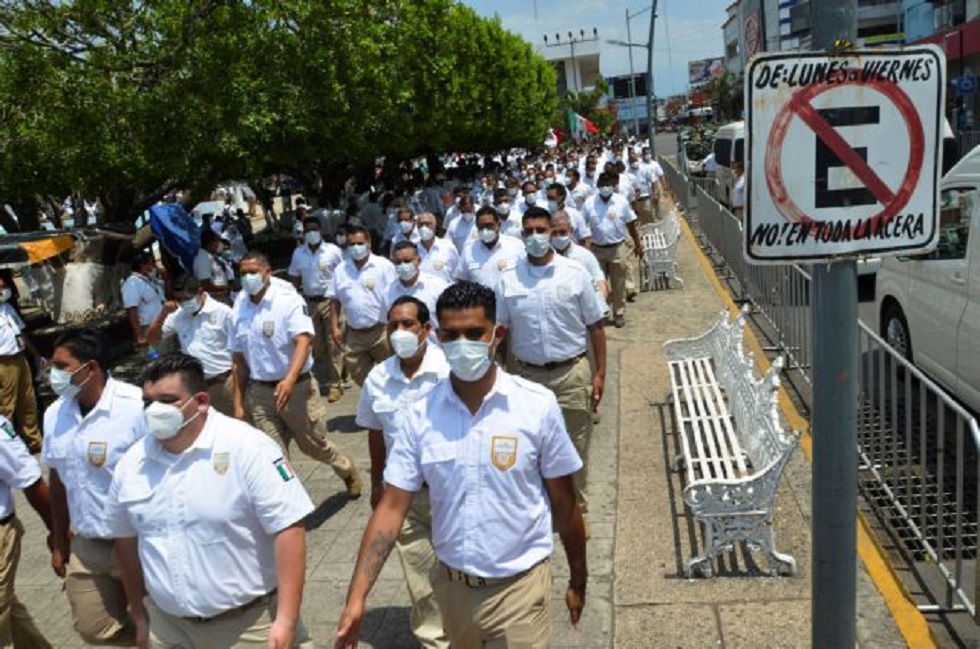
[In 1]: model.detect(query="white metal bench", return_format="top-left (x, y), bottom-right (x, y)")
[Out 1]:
top-left (640, 215), bottom-right (683, 290)
top-left (663, 307), bottom-right (799, 578)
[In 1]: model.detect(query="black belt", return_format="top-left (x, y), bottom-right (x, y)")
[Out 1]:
top-left (348, 322), bottom-right (384, 333)
top-left (305, 295), bottom-right (327, 303)
top-left (592, 241), bottom-right (623, 248)
top-left (185, 589), bottom-right (277, 624)
top-left (517, 353), bottom-right (585, 371)
top-left (251, 373), bottom-right (311, 387)
top-left (442, 559), bottom-right (547, 589)
top-left (206, 370), bottom-right (232, 385)
top-left (0, 513), bottom-right (15, 526)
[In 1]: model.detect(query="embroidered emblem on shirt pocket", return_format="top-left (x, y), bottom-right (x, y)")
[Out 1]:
top-left (87, 441), bottom-right (108, 467)
top-left (490, 436), bottom-right (518, 471)
top-left (213, 452), bottom-right (230, 475)
top-left (262, 321), bottom-right (275, 338)
top-left (434, 260), bottom-right (445, 271)
top-left (363, 278), bottom-right (376, 291)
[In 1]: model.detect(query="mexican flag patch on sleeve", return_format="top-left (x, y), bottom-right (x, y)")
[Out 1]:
top-left (273, 457), bottom-right (295, 482)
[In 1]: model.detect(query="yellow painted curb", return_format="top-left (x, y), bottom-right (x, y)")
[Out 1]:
top-left (678, 215), bottom-right (936, 648)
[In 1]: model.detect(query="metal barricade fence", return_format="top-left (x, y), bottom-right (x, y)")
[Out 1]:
top-left (660, 154), bottom-right (690, 214)
top-left (660, 154), bottom-right (980, 615)
top-left (858, 323), bottom-right (980, 617)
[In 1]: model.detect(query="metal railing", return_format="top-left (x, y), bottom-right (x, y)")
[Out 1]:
top-left (661, 153), bottom-right (980, 617)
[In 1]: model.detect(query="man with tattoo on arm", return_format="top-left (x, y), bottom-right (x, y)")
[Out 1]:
top-left (335, 281), bottom-right (588, 649)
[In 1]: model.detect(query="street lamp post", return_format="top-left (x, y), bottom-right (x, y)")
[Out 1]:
top-left (543, 28), bottom-right (599, 95)
top-left (625, 5), bottom-right (653, 137)
top-left (608, 2), bottom-right (658, 151)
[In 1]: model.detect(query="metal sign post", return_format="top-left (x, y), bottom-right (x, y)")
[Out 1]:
top-left (742, 1), bottom-right (945, 647)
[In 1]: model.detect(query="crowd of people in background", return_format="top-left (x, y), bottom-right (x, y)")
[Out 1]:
top-left (0, 136), bottom-right (668, 648)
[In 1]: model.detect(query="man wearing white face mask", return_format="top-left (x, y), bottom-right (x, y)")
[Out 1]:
top-left (288, 217), bottom-right (345, 403)
top-left (545, 183), bottom-right (591, 248)
top-left (231, 251), bottom-right (362, 498)
top-left (443, 195), bottom-right (479, 253)
top-left (453, 206), bottom-right (524, 290)
top-left (415, 213), bottom-right (458, 283)
top-left (328, 226), bottom-right (398, 388)
top-left (42, 328), bottom-right (144, 646)
top-left (354, 296), bottom-right (449, 649)
top-left (551, 211), bottom-right (608, 301)
top-left (143, 275), bottom-right (236, 416)
top-left (390, 208), bottom-right (421, 251)
top-left (107, 354), bottom-right (315, 649)
top-left (336, 281), bottom-right (587, 649)
top-left (121, 252), bottom-right (165, 349)
top-left (383, 243), bottom-right (450, 340)
top-left (0, 275), bottom-right (44, 453)
top-left (496, 207), bottom-right (608, 531)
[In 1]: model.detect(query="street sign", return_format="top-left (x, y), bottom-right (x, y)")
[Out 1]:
top-left (745, 46), bottom-right (946, 263)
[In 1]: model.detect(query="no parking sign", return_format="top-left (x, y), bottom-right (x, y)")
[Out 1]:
top-left (745, 47), bottom-right (945, 263)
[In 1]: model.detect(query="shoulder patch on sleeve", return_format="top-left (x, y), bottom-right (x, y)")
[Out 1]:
top-left (273, 457), bottom-right (296, 482)
top-left (0, 418), bottom-right (15, 440)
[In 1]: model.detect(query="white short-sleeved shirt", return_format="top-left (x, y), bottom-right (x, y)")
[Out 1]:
top-left (496, 256), bottom-right (607, 365)
top-left (384, 371), bottom-right (582, 578)
top-left (121, 273), bottom-right (165, 326)
top-left (733, 175), bottom-right (746, 209)
top-left (327, 254), bottom-right (397, 330)
top-left (230, 281), bottom-right (314, 381)
top-left (628, 165), bottom-right (654, 198)
top-left (161, 295), bottom-right (234, 378)
top-left (192, 249), bottom-right (230, 289)
top-left (568, 183), bottom-right (593, 210)
top-left (563, 205), bottom-right (592, 242)
top-left (0, 416), bottom-right (41, 519)
top-left (583, 194), bottom-right (637, 245)
top-left (417, 238), bottom-right (459, 283)
top-left (381, 273), bottom-right (450, 335)
top-left (355, 346), bottom-right (449, 454)
top-left (391, 230), bottom-right (421, 250)
top-left (0, 303), bottom-right (24, 356)
top-left (559, 243), bottom-right (608, 293)
top-left (645, 159), bottom-right (665, 183)
top-left (42, 378), bottom-right (146, 539)
top-left (445, 215), bottom-right (479, 252)
top-left (288, 242), bottom-right (343, 298)
top-left (104, 410), bottom-right (314, 619)
top-left (454, 236), bottom-right (526, 289)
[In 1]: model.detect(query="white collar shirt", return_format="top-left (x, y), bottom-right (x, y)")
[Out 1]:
top-left (104, 410), bottom-right (314, 619)
top-left (417, 238), bottom-right (459, 283)
top-left (628, 165), bottom-right (653, 198)
top-left (161, 295), bottom-right (234, 378)
top-left (499, 212), bottom-right (523, 239)
top-left (568, 183), bottom-right (593, 211)
top-left (192, 249), bottom-right (232, 288)
top-left (0, 416), bottom-right (41, 519)
top-left (384, 370), bottom-right (582, 578)
top-left (583, 194), bottom-right (637, 245)
top-left (645, 159), bottom-right (665, 182)
top-left (326, 254), bottom-right (397, 330)
top-left (562, 205), bottom-right (592, 242)
top-left (455, 235), bottom-right (526, 289)
top-left (496, 255), bottom-right (607, 364)
top-left (287, 242), bottom-right (344, 297)
top-left (382, 273), bottom-right (450, 335)
top-left (0, 304), bottom-right (24, 356)
top-left (230, 281), bottom-right (314, 381)
top-left (392, 230), bottom-right (422, 248)
top-left (42, 378), bottom-right (146, 539)
top-left (355, 346), bottom-right (449, 454)
top-left (121, 273), bottom-right (165, 326)
top-left (445, 215), bottom-right (479, 252)
top-left (560, 242), bottom-right (608, 291)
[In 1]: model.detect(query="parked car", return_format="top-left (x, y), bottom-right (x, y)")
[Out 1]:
top-left (875, 145), bottom-right (980, 412)
top-left (712, 120), bottom-right (745, 207)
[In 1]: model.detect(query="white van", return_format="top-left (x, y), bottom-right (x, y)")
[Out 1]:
top-left (875, 145), bottom-right (980, 412)
top-left (712, 120), bottom-right (745, 207)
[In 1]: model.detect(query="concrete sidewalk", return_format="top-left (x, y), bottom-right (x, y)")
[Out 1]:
top-left (12, 223), bottom-right (909, 647)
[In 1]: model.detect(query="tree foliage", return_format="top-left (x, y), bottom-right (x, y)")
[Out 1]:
top-left (0, 0), bottom-right (558, 228)
top-left (554, 79), bottom-right (615, 137)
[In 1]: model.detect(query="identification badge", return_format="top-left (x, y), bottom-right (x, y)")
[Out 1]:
top-left (209, 312), bottom-right (219, 325)
top-left (434, 260), bottom-right (445, 271)
top-left (496, 259), bottom-right (510, 271)
top-left (468, 262), bottom-right (480, 271)
top-left (213, 452), bottom-right (230, 475)
top-left (362, 278), bottom-right (376, 291)
top-left (607, 209), bottom-right (618, 220)
top-left (262, 321), bottom-right (275, 338)
top-left (87, 441), bottom-right (108, 467)
top-left (318, 260), bottom-right (329, 271)
top-left (490, 436), bottom-right (518, 471)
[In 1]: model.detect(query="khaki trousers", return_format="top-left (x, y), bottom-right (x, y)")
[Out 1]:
top-left (591, 243), bottom-right (628, 318)
top-left (517, 356), bottom-right (592, 513)
top-left (145, 594), bottom-right (313, 648)
top-left (65, 535), bottom-right (134, 646)
top-left (0, 517), bottom-right (50, 649)
top-left (0, 355), bottom-right (40, 451)
top-left (307, 299), bottom-right (343, 389)
top-left (433, 560), bottom-right (551, 649)
top-left (206, 371), bottom-right (235, 417)
top-left (396, 489), bottom-right (449, 649)
top-left (248, 377), bottom-right (354, 479)
top-left (343, 325), bottom-right (391, 387)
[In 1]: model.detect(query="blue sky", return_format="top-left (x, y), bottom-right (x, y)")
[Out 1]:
top-left (462, 0), bottom-right (732, 97)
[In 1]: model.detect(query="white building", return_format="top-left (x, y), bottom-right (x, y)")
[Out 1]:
top-left (537, 36), bottom-right (601, 96)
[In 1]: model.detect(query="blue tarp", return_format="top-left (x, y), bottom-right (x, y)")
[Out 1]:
top-left (149, 203), bottom-right (200, 272)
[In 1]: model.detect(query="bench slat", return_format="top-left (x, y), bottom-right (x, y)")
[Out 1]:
top-left (696, 358), bottom-right (750, 477)
top-left (687, 359), bottom-right (730, 481)
top-left (675, 359), bottom-right (713, 483)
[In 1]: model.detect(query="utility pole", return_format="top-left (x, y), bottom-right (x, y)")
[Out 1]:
top-left (809, 1), bottom-right (858, 648)
top-left (646, 0), bottom-right (659, 153)
top-left (626, 8), bottom-right (640, 137)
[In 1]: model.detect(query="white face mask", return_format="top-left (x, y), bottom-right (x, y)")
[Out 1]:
top-left (551, 234), bottom-right (572, 251)
top-left (336, 234), bottom-right (347, 246)
top-left (524, 194), bottom-right (537, 207)
top-left (461, 211), bottom-right (475, 221)
top-left (478, 228), bottom-right (498, 244)
top-left (390, 329), bottom-right (423, 359)
top-left (546, 200), bottom-right (560, 214)
top-left (443, 332), bottom-right (495, 382)
top-left (49, 363), bottom-right (91, 399)
top-left (180, 297), bottom-right (202, 315)
top-left (241, 272), bottom-right (265, 296)
top-left (496, 203), bottom-right (511, 216)
top-left (399, 221), bottom-right (415, 234)
top-left (0, 289), bottom-right (10, 303)
top-left (599, 187), bottom-right (614, 199)
top-left (347, 243), bottom-right (369, 261)
top-left (304, 231), bottom-right (322, 246)
top-left (396, 261), bottom-right (418, 282)
top-left (144, 397), bottom-right (201, 441)
top-left (524, 233), bottom-right (551, 258)
top-left (418, 226), bottom-right (435, 241)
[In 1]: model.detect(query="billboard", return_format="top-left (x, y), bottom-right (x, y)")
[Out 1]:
top-left (688, 57), bottom-right (725, 86)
